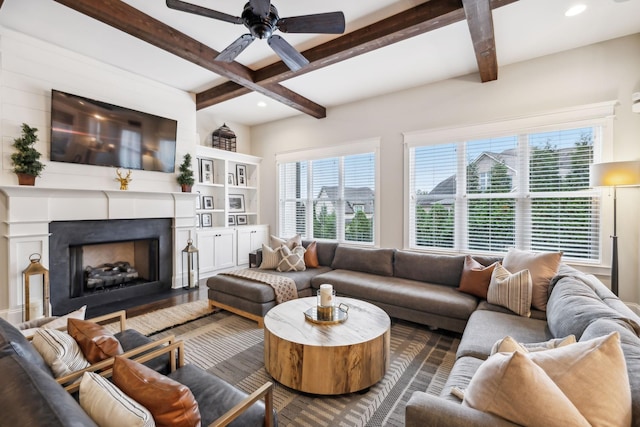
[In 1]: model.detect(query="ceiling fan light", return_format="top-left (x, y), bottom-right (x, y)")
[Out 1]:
top-left (565, 4), bottom-right (587, 17)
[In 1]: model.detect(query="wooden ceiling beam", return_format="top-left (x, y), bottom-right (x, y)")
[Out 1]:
top-left (52, 0), bottom-right (326, 118)
top-left (462, 0), bottom-right (498, 82)
top-left (197, 0), bottom-right (517, 110)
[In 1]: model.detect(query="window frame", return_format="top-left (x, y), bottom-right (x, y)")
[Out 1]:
top-left (403, 102), bottom-right (616, 272)
top-left (276, 138), bottom-right (381, 246)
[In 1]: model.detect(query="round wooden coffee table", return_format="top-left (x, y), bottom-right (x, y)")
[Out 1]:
top-left (263, 297), bottom-right (390, 395)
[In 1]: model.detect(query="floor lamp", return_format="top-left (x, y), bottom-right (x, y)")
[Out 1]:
top-left (590, 160), bottom-right (640, 296)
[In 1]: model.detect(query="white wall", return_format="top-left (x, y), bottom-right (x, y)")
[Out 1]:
top-left (251, 34), bottom-right (640, 304)
top-left (0, 27), bottom-right (197, 192)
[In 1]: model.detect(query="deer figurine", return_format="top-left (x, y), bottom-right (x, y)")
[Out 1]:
top-left (115, 168), bottom-right (133, 190)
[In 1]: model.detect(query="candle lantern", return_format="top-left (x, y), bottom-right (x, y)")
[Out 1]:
top-left (182, 238), bottom-right (200, 289)
top-left (211, 123), bottom-right (236, 152)
top-left (23, 253), bottom-right (50, 321)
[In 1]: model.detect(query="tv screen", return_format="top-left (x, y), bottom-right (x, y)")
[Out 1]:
top-left (50, 90), bottom-right (177, 173)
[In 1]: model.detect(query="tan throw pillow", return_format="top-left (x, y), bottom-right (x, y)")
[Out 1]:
top-left (527, 332), bottom-right (631, 427)
top-left (259, 243), bottom-right (283, 270)
top-left (80, 372), bottom-right (155, 427)
top-left (277, 245), bottom-right (306, 272)
top-left (270, 234), bottom-right (302, 250)
top-left (463, 351), bottom-right (590, 427)
top-left (32, 328), bottom-right (91, 378)
top-left (491, 335), bottom-right (576, 355)
top-left (487, 263), bottom-right (532, 317)
top-left (503, 248), bottom-right (562, 311)
top-left (465, 332), bottom-right (630, 427)
top-left (113, 357), bottom-right (201, 427)
top-left (457, 256), bottom-right (498, 299)
top-left (304, 241), bottom-right (320, 268)
top-left (68, 318), bottom-right (124, 364)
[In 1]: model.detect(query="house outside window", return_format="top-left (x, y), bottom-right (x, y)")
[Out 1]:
top-left (277, 140), bottom-right (379, 245)
top-left (404, 103), bottom-right (615, 263)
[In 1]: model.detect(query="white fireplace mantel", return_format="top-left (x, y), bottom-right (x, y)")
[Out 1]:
top-left (0, 186), bottom-right (197, 322)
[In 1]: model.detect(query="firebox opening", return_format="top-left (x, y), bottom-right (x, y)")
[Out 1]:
top-left (69, 238), bottom-right (159, 298)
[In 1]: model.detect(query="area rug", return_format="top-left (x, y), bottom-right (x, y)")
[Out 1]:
top-left (154, 310), bottom-right (460, 427)
top-left (104, 300), bottom-right (213, 335)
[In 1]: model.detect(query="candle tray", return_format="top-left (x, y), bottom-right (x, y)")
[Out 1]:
top-left (304, 303), bottom-right (349, 325)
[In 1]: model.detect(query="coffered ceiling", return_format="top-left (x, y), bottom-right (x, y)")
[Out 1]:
top-left (0, 0), bottom-right (639, 125)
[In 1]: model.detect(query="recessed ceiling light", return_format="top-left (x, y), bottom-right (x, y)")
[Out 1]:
top-left (257, 101), bottom-right (267, 108)
top-left (565, 4), bottom-right (587, 16)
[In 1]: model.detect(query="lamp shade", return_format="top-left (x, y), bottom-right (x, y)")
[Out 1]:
top-left (590, 161), bottom-right (640, 187)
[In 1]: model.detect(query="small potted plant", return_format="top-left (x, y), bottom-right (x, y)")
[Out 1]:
top-left (177, 153), bottom-right (196, 192)
top-left (11, 123), bottom-right (45, 186)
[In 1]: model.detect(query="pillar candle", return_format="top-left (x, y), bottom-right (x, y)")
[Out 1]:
top-left (320, 284), bottom-right (333, 306)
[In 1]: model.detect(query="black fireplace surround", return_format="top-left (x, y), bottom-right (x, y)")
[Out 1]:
top-left (49, 218), bottom-right (172, 315)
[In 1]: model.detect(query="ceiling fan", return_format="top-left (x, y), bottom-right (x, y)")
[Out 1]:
top-left (166, 0), bottom-right (346, 71)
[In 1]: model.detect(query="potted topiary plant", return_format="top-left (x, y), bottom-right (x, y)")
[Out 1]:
top-left (177, 153), bottom-right (196, 192)
top-left (11, 123), bottom-right (45, 186)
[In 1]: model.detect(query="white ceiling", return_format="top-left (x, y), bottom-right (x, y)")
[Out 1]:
top-left (1, 0), bottom-right (639, 126)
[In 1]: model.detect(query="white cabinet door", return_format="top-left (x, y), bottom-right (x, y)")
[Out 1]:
top-left (236, 225), bottom-right (269, 266)
top-left (213, 228), bottom-right (236, 269)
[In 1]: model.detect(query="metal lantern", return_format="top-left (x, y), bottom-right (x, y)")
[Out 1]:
top-left (23, 253), bottom-right (50, 321)
top-left (211, 123), bottom-right (237, 152)
top-left (182, 238), bottom-right (200, 289)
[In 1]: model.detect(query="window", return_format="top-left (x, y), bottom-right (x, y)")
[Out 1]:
top-left (405, 103), bottom-right (614, 262)
top-left (278, 143), bottom-right (378, 244)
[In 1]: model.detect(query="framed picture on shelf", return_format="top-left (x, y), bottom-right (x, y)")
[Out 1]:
top-left (236, 164), bottom-right (247, 186)
top-left (227, 172), bottom-right (236, 186)
top-left (200, 159), bottom-right (214, 184)
top-left (195, 191), bottom-right (201, 209)
top-left (228, 194), bottom-right (245, 213)
top-left (228, 215), bottom-right (236, 226)
top-left (236, 215), bottom-right (247, 225)
top-left (201, 213), bottom-right (212, 227)
top-left (203, 196), bottom-right (214, 210)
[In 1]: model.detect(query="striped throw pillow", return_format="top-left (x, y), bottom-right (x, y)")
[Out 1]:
top-left (32, 328), bottom-right (91, 378)
top-left (259, 243), bottom-right (283, 270)
top-left (487, 263), bottom-right (532, 317)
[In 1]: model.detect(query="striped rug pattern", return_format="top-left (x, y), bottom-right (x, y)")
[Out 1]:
top-left (154, 310), bottom-right (460, 427)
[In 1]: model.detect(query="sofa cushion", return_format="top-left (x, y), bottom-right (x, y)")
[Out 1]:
top-left (0, 354), bottom-right (98, 427)
top-left (503, 248), bottom-right (562, 311)
top-left (0, 317), bottom-right (52, 376)
top-left (331, 246), bottom-right (394, 276)
top-left (487, 264), bottom-right (532, 317)
top-left (113, 356), bottom-right (201, 427)
top-left (394, 251), bottom-right (465, 287)
top-left (463, 351), bottom-right (590, 426)
top-left (259, 244), bottom-right (283, 270)
top-left (31, 328), bottom-right (90, 378)
top-left (68, 318), bottom-right (124, 364)
top-left (277, 245), bottom-right (306, 272)
top-left (311, 270), bottom-right (478, 321)
top-left (115, 329), bottom-right (171, 375)
top-left (270, 234), bottom-right (301, 250)
top-left (440, 356), bottom-right (484, 403)
top-left (312, 241), bottom-right (338, 267)
top-left (168, 363), bottom-right (272, 426)
top-left (457, 310), bottom-right (551, 360)
top-left (457, 256), bottom-right (498, 298)
top-left (303, 241), bottom-right (320, 268)
top-left (79, 372), bottom-right (155, 427)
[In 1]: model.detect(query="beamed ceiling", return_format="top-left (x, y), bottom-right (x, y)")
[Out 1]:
top-left (0, 0), bottom-right (639, 125)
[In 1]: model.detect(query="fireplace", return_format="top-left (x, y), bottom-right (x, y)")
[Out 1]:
top-left (49, 218), bottom-right (173, 315)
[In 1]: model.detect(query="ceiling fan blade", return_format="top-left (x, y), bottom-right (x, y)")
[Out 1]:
top-left (268, 35), bottom-right (309, 72)
top-left (166, 0), bottom-right (243, 25)
top-left (277, 12), bottom-right (346, 34)
top-left (250, 0), bottom-right (271, 18)
top-left (215, 34), bottom-right (255, 63)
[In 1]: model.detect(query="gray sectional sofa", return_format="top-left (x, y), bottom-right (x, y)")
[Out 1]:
top-left (208, 240), bottom-right (640, 426)
top-left (207, 241), bottom-right (503, 332)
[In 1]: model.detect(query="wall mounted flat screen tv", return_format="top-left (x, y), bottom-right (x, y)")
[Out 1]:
top-left (50, 90), bottom-right (177, 173)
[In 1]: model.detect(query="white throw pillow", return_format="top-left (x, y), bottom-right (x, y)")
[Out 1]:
top-left (503, 248), bottom-right (562, 311)
top-left (464, 332), bottom-right (631, 427)
top-left (270, 234), bottom-right (301, 250)
top-left (259, 243), bottom-right (283, 270)
top-left (80, 372), bottom-right (155, 427)
top-left (32, 328), bottom-right (90, 378)
top-left (490, 335), bottom-right (576, 355)
top-left (20, 305), bottom-right (87, 337)
top-left (487, 263), bottom-right (532, 317)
